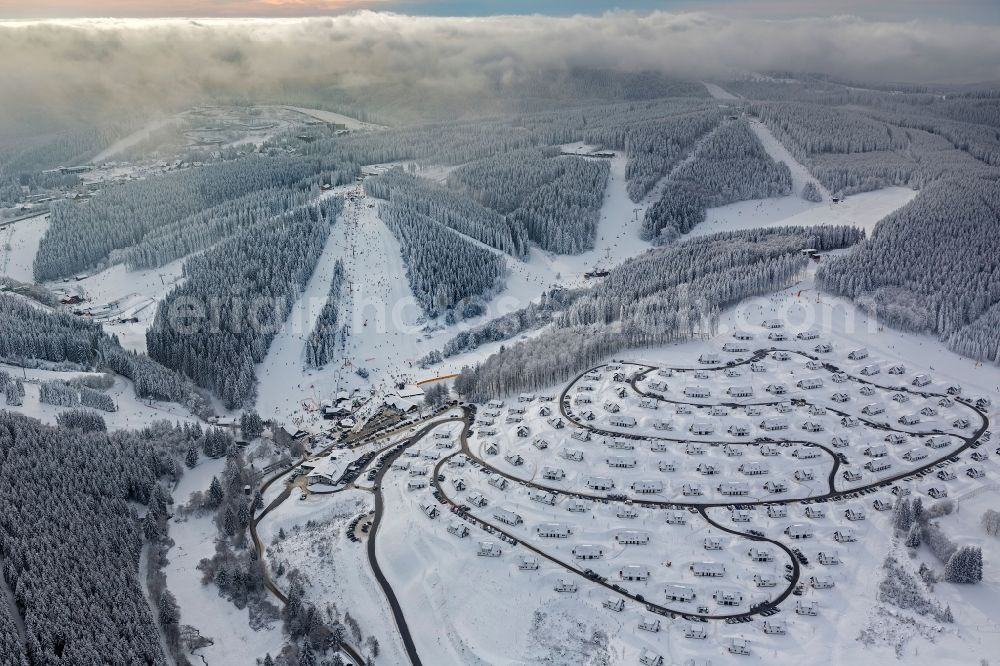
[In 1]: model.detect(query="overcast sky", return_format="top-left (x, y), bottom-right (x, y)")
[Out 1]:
top-left (1, 6), bottom-right (998, 134)
top-left (1, 1), bottom-right (998, 22)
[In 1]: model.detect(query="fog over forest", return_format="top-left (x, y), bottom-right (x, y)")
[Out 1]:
top-left (2, 11), bottom-right (1000, 134)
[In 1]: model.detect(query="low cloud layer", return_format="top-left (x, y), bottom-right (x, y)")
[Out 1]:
top-left (1, 11), bottom-right (998, 133)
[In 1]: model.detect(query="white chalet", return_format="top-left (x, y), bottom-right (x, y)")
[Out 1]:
top-left (638, 618), bottom-right (661, 633)
top-left (810, 575), bottom-right (835, 589)
top-left (796, 600), bottom-right (819, 616)
top-left (609, 415), bottom-right (637, 428)
top-left (560, 447), bottom-right (584, 462)
top-left (754, 573), bottom-right (778, 587)
top-left (763, 480), bottom-right (787, 493)
top-left (530, 490), bottom-right (556, 506)
top-left (865, 459), bottom-right (892, 473)
top-left (848, 348), bottom-right (869, 360)
top-left (518, 554), bottom-right (538, 569)
top-left (834, 528), bottom-right (857, 543)
top-left (488, 474), bottom-right (508, 490)
top-left (690, 561), bottom-right (725, 577)
top-left (684, 386), bottom-right (711, 398)
top-left (586, 476), bottom-right (615, 491)
top-left (571, 429), bottom-right (592, 442)
top-left (492, 508), bottom-right (522, 525)
top-left (542, 466), bottom-right (565, 481)
top-left (553, 579), bottom-right (577, 593)
top-left (690, 422), bottom-right (715, 436)
top-left (639, 648), bottom-right (664, 666)
top-left (572, 544), bottom-right (605, 560)
top-left (760, 417), bottom-right (789, 431)
top-left (763, 619), bottom-right (787, 635)
top-left (767, 504), bottom-right (788, 518)
top-left (619, 564), bottom-right (650, 581)
top-left (727, 385), bottom-right (754, 398)
top-left (664, 584), bottom-right (696, 602)
top-left (729, 638), bottom-right (751, 656)
top-left (797, 377), bottom-right (824, 390)
top-left (536, 522), bottom-right (572, 538)
top-left (785, 523), bottom-right (813, 539)
top-left (682, 483), bottom-right (703, 496)
top-left (805, 505), bottom-right (826, 519)
top-left (603, 597), bottom-right (624, 612)
top-left (684, 624), bottom-right (708, 639)
top-left (447, 521), bottom-right (469, 538)
top-left (818, 551), bottom-right (841, 565)
top-left (714, 589), bottom-right (743, 606)
top-left (615, 530), bottom-right (650, 545)
top-left (476, 541), bottom-right (503, 557)
top-left (665, 510), bottom-right (687, 525)
top-left (566, 498), bottom-right (589, 512)
top-left (606, 455), bottom-right (637, 468)
top-left (719, 481), bottom-right (750, 496)
top-left (632, 479), bottom-right (664, 494)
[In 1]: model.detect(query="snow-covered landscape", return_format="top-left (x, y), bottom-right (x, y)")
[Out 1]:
top-left (1, 6), bottom-right (999, 666)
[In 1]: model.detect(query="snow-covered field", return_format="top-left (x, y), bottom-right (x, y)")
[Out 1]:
top-left (0, 213), bottom-right (48, 283)
top-left (0, 362), bottom-right (197, 428)
top-left (166, 458), bottom-right (285, 666)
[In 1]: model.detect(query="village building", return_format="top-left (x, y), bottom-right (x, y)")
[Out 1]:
top-left (619, 564), bottom-right (650, 581)
top-left (609, 415), bottom-right (637, 428)
top-left (691, 561), bottom-right (725, 577)
top-left (615, 530), bottom-right (650, 545)
top-left (492, 508), bottom-right (522, 525)
top-left (536, 522), bottom-right (572, 538)
top-left (572, 544), bottom-right (605, 560)
top-left (476, 541), bottom-right (501, 557)
top-left (542, 465), bottom-right (565, 481)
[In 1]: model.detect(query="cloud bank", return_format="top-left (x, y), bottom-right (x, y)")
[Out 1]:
top-left (1, 11), bottom-right (998, 133)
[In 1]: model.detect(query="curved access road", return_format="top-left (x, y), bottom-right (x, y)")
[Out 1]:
top-left (364, 414), bottom-right (464, 666)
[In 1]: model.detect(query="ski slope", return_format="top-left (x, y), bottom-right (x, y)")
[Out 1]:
top-left (0, 214), bottom-right (48, 283)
